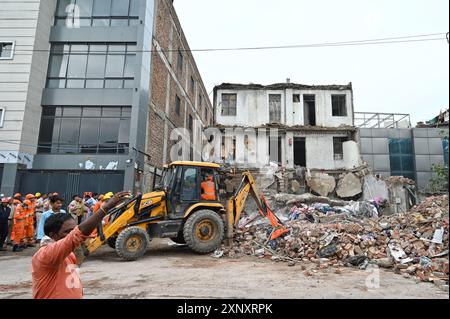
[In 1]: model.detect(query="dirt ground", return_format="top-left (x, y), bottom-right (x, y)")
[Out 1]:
top-left (0, 239), bottom-right (448, 299)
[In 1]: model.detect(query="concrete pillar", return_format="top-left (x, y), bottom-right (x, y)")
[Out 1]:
top-left (123, 165), bottom-right (135, 193)
top-left (343, 141), bottom-right (361, 169)
top-left (285, 132), bottom-right (294, 169)
top-left (0, 164), bottom-right (20, 196)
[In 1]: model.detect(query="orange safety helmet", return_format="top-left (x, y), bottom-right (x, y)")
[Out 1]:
top-left (23, 200), bottom-right (32, 207)
top-left (14, 193), bottom-right (22, 198)
top-left (25, 194), bottom-right (35, 200)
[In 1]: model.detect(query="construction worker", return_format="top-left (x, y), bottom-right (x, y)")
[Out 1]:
top-left (201, 176), bottom-right (216, 201)
top-left (93, 194), bottom-right (106, 214)
top-left (24, 194), bottom-right (37, 246)
top-left (0, 197), bottom-right (11, 251)
top-left (12, 200), bottom-right (30, 252)
top-left (10, 194), bottom-right (22, 244)
top-left (91, 193), bottom-right (113, 236)
top-left (13, 193), bottom-right (22, 206)
top-left (32, 191), bottom-right (130, 299)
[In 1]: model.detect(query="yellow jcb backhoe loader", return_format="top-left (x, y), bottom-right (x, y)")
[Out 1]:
top-left (81, 161), bottom-right (288, 261)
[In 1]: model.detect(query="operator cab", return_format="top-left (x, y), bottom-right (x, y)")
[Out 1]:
top-left (157, 162), bottom-right (221, 219)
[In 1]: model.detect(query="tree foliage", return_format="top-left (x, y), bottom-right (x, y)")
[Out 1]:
top-left (427, 130), bottom-right (449, 193)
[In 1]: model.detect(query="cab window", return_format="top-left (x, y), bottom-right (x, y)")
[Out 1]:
top-left (180, 167), bottom-right (199, 201)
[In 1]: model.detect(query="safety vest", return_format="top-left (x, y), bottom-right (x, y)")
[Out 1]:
top-left (201, 181), bottom-right (216, 201)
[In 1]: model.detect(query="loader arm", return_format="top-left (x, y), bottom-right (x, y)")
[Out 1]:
top-left (226, 172), bottom-right (289, 243)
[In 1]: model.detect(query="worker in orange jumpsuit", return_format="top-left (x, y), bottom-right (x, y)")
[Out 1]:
top-left (10, 194), bottom-right (22, 244)
top-left (201, 176), bottom-right (216, 201)
top-left (24, 194), bottom-right (37, 246)
top-left (91, 194), bottom-right (112, 237)
top-left (12, 200), bottom-right (31, 252)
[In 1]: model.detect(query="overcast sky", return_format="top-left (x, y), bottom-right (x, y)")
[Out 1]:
top-left (173, 0), bottom-right (449, 125)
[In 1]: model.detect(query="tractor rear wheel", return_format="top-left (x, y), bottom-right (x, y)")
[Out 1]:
top-left (115, 226), bottom-right (150, 261)
top-left (183, 210), bottom-right (224, 254)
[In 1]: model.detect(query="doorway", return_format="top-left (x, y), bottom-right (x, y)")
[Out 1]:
top-left (269, 136), bottom-right (283, 164)
top-left (294, 137), bottom-right (306, 167)
top-left (304, 95), bottom-right (316, 126)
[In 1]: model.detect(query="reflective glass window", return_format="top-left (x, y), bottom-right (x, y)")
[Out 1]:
top-left (111, 0), bottom-right (130, 16)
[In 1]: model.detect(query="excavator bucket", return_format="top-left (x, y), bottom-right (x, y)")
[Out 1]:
top-left (260, 196), bottom-right (289, 240)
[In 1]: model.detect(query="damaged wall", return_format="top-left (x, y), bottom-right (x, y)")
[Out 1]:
top-left (211, 130), bottom-right (358, 170)
top-left (214, 86), bottom-right (354, 128)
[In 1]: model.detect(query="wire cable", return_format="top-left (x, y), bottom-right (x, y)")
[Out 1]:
top-left (10, 32), bottom-right (448, 55)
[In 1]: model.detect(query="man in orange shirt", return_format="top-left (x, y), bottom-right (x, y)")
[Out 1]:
top-left (32, 191), bottom-right (129, 299)
top-left (92, 194), bottom-right (105, 214)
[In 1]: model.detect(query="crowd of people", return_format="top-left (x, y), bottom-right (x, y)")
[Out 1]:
top-left (0, 191), bottom-right (115, 253)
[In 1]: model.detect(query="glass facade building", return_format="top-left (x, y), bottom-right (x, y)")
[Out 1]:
top-left (21, 0), bottom-right (153, 199)
top-left (55, 0), bottom-right (140, 27)
top-left (46, 43), bottom-right (137, 89)
top-left (388, 138), bottom-right (415, 180)
top-left (38, 106), bottom-right (131, 154)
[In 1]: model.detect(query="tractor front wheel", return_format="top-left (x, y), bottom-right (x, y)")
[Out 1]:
top-left (115, 226), bottom-right (150, 261)
top-left (183, 210), bottom-right (224, 254)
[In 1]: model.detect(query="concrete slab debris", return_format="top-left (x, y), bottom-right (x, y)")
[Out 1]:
top-left (363, 175), bottom-right (389, 201)
top-left (306, 172), bottom-right (336, 197)
top-left (336, 173), bottom-right (362, 198)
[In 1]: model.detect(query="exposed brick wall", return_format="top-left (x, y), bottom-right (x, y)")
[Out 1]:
top-left (147, 109), bottom-right (165, 168)
top-left (146, 0), bottom-right (213, 176)
top-left (154, 0), bottom-right (171, 55)
top-left (150, 52), bottom-right (168, 114)
top-left (168, 79), bottom-right (185, 128)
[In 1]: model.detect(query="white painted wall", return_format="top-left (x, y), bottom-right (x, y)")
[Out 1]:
top-left (0, 0), bottom-right (40, 154)
top-left (304, 134), bottom-right (347, 170)
top-left (207, 128), bottom-right (351, 170)
top-left (215, 88), bottom-right (354, 128)
top-left (0, 0), bottom-right (54, 162)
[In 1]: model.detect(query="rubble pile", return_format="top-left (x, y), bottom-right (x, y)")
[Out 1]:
top-left (384, 176), bottom-right (416, 185)
top-left (221, 195), bottom-right (449, 285)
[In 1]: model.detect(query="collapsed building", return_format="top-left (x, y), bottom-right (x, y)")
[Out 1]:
top-left (204, 81), bottom-right (369, 204)
top-left (204, 82), bottom-right (448, 202)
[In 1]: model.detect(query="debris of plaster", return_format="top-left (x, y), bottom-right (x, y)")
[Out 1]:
top-left (306, 172), bottom-right (336, 197)
top-left (336, 173), bottom-right (362, 198)
top-left (363, 175), bottom-right (389, 201)
top-left (290, 180), bottom-right (302, 194)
